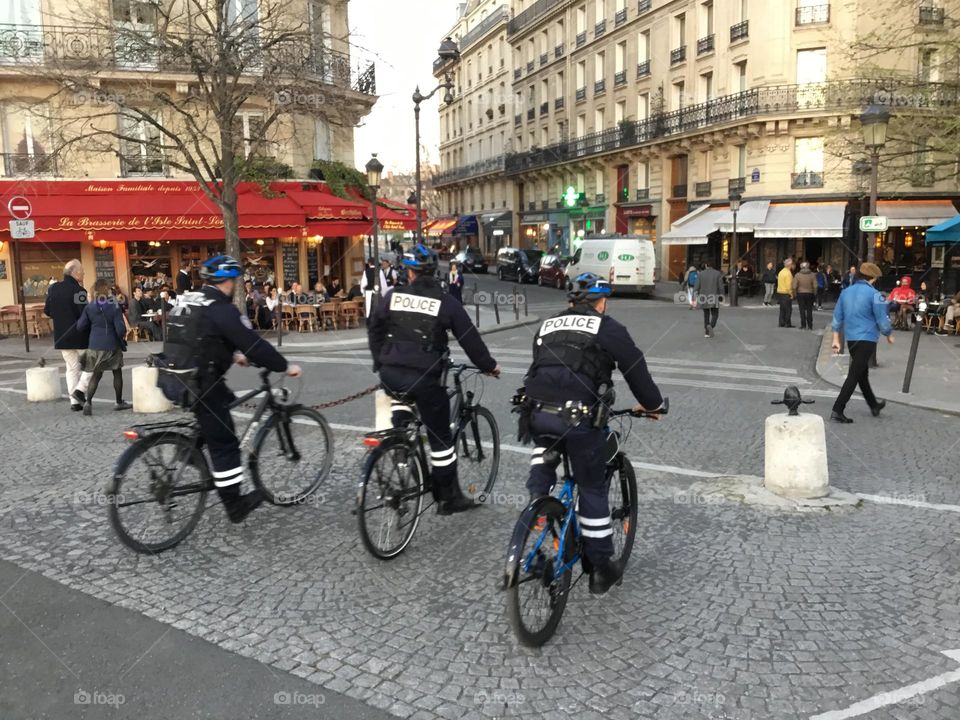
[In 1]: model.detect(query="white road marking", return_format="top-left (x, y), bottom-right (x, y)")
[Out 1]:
top-left (855, 493), bottom-right (960, 514)
top-left (0, 365), bottom-right (64, 375)
top-left (809, 649), bottom-right (960, 720)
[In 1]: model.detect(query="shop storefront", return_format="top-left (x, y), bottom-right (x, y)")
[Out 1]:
top-left (872, 200), bottom-right (958, 293)
top-left (480, 211), bottom-right (513, 255)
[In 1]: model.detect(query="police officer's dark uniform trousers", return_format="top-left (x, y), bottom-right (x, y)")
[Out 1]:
top-left (368, 275), bottom-right (496, 503)
top-left (525, 305), bottom-right (663, 564)
top-left (188, 285), bottom-right (289, 509)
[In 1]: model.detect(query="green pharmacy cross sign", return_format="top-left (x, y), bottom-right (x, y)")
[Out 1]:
top-left (563, 186), bottom-right (579, 208)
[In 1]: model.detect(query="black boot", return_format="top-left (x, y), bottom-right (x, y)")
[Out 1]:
top-left (830, 410), bottom-right (853, 424)
top-left (871, 399), bottom-right (886, 417)
top-left (588, 557), bottom-right (624, 595)
top-left (223, 488), bottom-right (264, 524)
top-left (437, 485), bottom-right (479, 516)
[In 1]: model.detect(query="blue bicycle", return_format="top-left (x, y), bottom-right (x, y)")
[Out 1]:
top-left (503, 399), bottom-right (668, 647)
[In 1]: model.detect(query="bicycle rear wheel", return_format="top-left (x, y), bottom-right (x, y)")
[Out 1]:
top-left (249, 406), bottom-right (333, 505)
top-left (504, 497), bottom-right (574, 647)
top-left (608, 455), bottom-right (638, 567)
top-left (457, 405), bottom-right (500, 502)
top-left (357, 439), bottom-right (426, 560)
top-left (109, 434), bottom-right (210, 554)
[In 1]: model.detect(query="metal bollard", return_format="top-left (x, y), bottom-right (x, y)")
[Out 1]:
top-left (473, 282), bottom-right (480, 327)
top-left (901, 317), bottom-right (924, 394)
top-left (493, 296), bottom-right (500, 325)
top-left (513, 284), bottom-right (519, 321)
top-left (276, 306), bottom-right (283, 347)
top-left (523, 287), bottom-right (528, 317)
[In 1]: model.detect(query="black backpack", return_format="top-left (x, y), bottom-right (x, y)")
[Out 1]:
top-left (152, 291), bottom-right (214, 408)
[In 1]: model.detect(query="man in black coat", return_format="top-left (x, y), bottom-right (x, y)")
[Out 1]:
top-left (176, 265), bottom-right (193, 293)
top-left (694, 261), bottom-right (724, 338)
top-left (43, 259), bottom-right (91, 411)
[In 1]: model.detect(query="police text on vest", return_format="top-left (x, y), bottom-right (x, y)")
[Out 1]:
top-left (390, 293), bottom-right (441, 317)
top-left (538, 315), bottom-right (601, 336)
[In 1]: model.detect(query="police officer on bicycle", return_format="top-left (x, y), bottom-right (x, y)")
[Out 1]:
top-left (368, 244), bottom-right (500, 515)
top-left (521, 272), bottom-right (663, 594)
top-left (176, 255), bottom-right (301, 523)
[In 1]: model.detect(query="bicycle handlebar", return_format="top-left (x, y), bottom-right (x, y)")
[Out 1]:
top-left (609, 397), bottom-right (669, 419)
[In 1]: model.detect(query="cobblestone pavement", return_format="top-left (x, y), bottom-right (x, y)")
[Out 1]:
top-left (1, 385), bottom-right (960, 719)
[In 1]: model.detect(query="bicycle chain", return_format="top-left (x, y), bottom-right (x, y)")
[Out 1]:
top-left (235, 383), bottom-right (381, 412)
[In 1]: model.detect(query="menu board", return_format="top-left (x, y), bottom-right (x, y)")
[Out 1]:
top-left (307, 247), bottom-right (319, 286)
top-left (94, 247), bottom-right (116, 284)
top-left (282, 244), bottom-right (300, 287)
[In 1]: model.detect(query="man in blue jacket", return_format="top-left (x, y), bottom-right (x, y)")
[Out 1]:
top-left (830, 262), bottom-right (894, 423)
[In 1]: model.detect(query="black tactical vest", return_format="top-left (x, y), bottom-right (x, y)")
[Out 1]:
top-left (383, 282), bottom-right (447, 360)
top-left (529, 306), bottom-right (614, 389)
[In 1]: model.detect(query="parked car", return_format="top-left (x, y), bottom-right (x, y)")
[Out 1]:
top-left (496, 247), bottom-right (543, 283)
top-left (538, 254), bottom-right (567, 289)
top-left (564, 236), bottom-right (656, 294)
top-left (453, 247), bottom-right (487, 274)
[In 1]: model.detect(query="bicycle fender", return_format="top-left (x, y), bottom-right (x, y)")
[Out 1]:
top-left (502, 496), bottom-right (566, 591)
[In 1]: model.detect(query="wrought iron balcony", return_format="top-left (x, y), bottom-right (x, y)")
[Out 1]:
top-left (0, 24), bottom-right (376, 96)
top-left (595, 20), bottom-right (606, 37)
top-left (638, 0), bottom-right (651, 13)
top-left (919, 6), bottom-right (945, 25)
top-left (515, 113), bottom-right (522, 126)
top-left (431, 156), bottom-right (508, 186)
top-left (527, 60), bottom-right (535, 72)
top-left (541, 200), bottom-right (550, 210)
top-left (594, 79), bottom-right (606, 95)
top-left (636, 188), bottom-right (650, 201)
top-left (671, 184), bottom-right (687, 198)
top-left (540, 53), bottom-right (548, 66)
top-left (791, 170), bottom-right (824, 188)
top-left (508, 0), bottom-right (573, 36)
top-left (730, 20), bottom-right (749, 42)
top-left (540, 101), bottom-right (549, 115)
top-left (120, 154), bottom-right (166, 177)
top-left (555, 43), bottom-right (565, 58)
top-left (637, 59), bottom-right (650, 78)
top-left (595, 192), bottom-right (606, 204)
top-left (2, 152), bottom-right (59, 177)
top-left (576, 31), bottom-right (587, 47)
top-left (728, 177), bottom-right (746, 193)
top-left (615, 70), bottom-right (627, 86)
top-left (527, 107), bottom-right (536, 120)
top-left (695, 181), bottom-right (712, 197)
top-left (514, 68), bottom-right (522, 80)
top-left (576, 86), bottom-right (586, 102)
top-left (796, 4), bottom-right (830, 26)
top-left (555, 96), bottom-right (565, 109)
top-left (460, 6), bottom-right (510, 49)
top-left (615, 9), bottom-right (628, 25)
top-left (504, 78), bottom-right (959, 176)
top-left (697, 34), bottom-right (715, 55)
top-left (670, 46), bottom-right (687, 65)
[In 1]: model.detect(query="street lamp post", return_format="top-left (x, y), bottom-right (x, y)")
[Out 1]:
top-left (414, 37), bottom-right (460, 241)
top-left (860, 105), bottom-right (891, 262)
top-left (728, 190), bottom-right (742, 307)
top-left (365, 153), bottom-right (384, 271)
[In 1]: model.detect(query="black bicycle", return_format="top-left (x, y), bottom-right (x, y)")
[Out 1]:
top-left (503, 399), bottom-right (668, 647)
top-left (109, 369), bottom-right (333, 554)
top-left (357, 363), bottom-right (500, 559)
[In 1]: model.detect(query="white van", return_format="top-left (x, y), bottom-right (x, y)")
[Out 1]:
top-left (565, 236), bottom-right (656, 294)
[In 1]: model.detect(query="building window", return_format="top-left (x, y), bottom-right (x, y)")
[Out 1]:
top-left (701, 0), bottom-right (714, 34)
top-left (595, 168), bottom-right (605, 196)
top-left (594, 107), bottom-right (605, 132)
top-left (638, 92), bottom-right (649, 120)
top-left (313, 117), bottom-right (331, 161)
top-left (638, 30), bottom-right (650, 62)
top-left (120, 112), bottom-right (164, 176)
top-left (675, 13), bottom-right (686, 48)
top-left (577, 172), bottom-right (585, 192)
top-left (734, 60), bottom-right (748, 92)
top-left (919, 48), bottom-right (940, 82)
top-left (637, 160), bottom-right (649, 190)
top-left (796, 48), bottom-right (827, 84)
top-left (576, 5), bottom-right (587, 34)
top-left (673, 81), bottom-right (686, 110)
top-left (737, 143), bottom-right (747, 178)
top-left (700, 71), bottom-right (713, 101)
top-left (615, 99), bottom-right (626, 123)
top-left (595, 51), bottom-right (605, 82)
top-left (793, 136), bottom-right (824, 187)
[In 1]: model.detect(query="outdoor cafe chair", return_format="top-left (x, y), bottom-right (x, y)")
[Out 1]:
top-left (318, 302), bottom-right (338, 331)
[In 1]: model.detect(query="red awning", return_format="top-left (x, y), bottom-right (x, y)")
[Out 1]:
top-left (426, 218), bottom-right (457, 236)
top-left (283, 189), bottom-right (368, 221)
top-left (0, 180), bottom-right (305, 242)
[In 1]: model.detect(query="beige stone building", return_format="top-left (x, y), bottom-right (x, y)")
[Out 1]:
top-left (0, 0), bottom-right (376, 306)
top-left (434, 0), bottom-right (960, 290)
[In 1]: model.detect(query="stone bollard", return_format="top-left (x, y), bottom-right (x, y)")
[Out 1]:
top-left (132, 366), bottom-right (173, 414)
top-left (26, 366), bottom-right (60, 402)
top-left (764, 386), bottom-right (829, 499)
top-left (374, 389), bottom-right (393, 430)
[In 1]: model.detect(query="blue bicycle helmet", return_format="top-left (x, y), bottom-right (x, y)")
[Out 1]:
top-left (200, 255), bottom-right (244, 282)
top-left (401, 243), bottom-right (438, 274)
top-left (567, 272), bottom-right (613, 304)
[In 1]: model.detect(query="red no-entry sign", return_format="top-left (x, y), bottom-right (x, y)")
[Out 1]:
top-left (7, 196), bottom-right (32, 220)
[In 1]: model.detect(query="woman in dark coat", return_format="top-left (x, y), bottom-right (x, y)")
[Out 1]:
top-left (76, 279), bottom-right (132, 415)
top-left (448, 261), bottom-right (464, 303)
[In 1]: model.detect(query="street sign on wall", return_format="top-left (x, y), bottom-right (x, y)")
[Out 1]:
top-left (8, 219), bottom-right (34, 239)
top-left (859, 216), bottom-right (888, 232)
top-left (7, 196), bottom-right (32, 220)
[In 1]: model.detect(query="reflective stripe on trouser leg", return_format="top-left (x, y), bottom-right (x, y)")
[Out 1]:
top-left (566, 422), bottom-right (614, 562)
top-left (526, 412), bottom-right (568, 496)
top-left (212, 466), bottom-right (244, 488)
top-left (390, 401), bottom-right (414, 427)
top-left (430, 446), bottom-right (457, 467)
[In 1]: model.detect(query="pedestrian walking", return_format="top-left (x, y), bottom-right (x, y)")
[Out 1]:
top-left (43, 259), bottom-right (91, 412)
top-left (694, 261), bottom-right (723, 338)
top-left (761, 262), bottom-right (777, 306)
top-left (75, 279), bottom-right (132, 416)
top-left (176, 265), bottom-right (192, 293)
top-left (830, 262), bottom-right (893, 423)
top-left (448, 261), bottom-right (464, 303)
top-left (359, 258), bottom-right (378, 322)
top-left (776, 259), bottom-right (795, 328)
top-left (683, 265), bottom-right (698, 309)
top-left (815, 265), bottom-right (827, 310)
top-left (793, 261), bottom-right (817, 330)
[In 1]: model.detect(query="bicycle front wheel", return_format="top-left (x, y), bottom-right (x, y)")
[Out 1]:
top-left (357, 439), bottom-right (426, 560)
top-left (457, 405), bottom-right (500, 502)
top-left (249, 406), bottom-right (333, 505)
top-left (608, 455), bottom-right (638, 567)
top-left (504, 497), bottom-right (574, 648)
top-left (109, 434), bottom-right (210, 554)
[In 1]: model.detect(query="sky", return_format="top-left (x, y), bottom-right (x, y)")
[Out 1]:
top-left (351, 0), bottom-right (460, 174)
